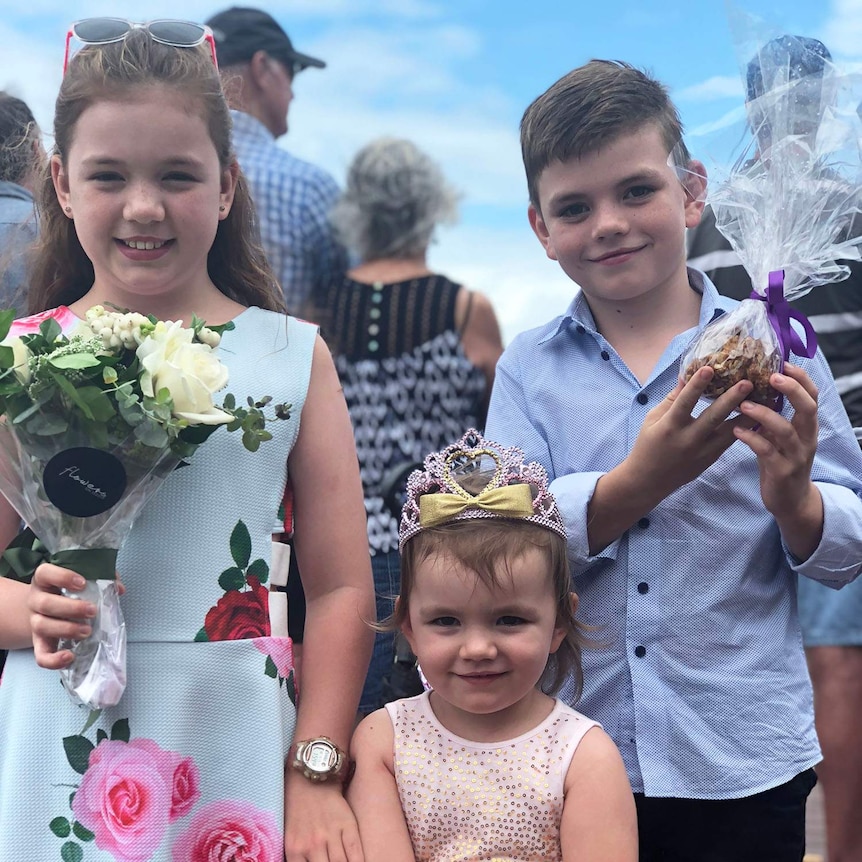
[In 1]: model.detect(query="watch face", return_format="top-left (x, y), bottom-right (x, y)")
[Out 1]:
top-left (304, 740), bottom-right (337, 774)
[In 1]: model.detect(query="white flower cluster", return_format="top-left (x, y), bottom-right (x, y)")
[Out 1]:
top-left (84, 306), bottom-right (222, 352)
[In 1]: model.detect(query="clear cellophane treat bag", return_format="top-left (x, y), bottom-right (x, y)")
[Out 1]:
top-left (681, 10), bottom-right (862, 408)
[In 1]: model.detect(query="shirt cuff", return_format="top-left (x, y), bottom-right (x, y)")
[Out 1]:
top-left (791, 482), bottom-right (862, 587)
top-left (549, 471), bottom-right (622, 570)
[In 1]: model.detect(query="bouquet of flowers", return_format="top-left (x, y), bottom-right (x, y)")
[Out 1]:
top-left (680, 20), bottom-right (862, 408)
top-left (0, 305), bottom-right (289, 710)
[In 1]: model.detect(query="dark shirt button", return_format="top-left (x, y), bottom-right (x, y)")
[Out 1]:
top-left (636, 392), bottom-right (648, 405)
top-left (635, 645), bottom-right (646, 658)
top-left (600, 350), bottom-right (610, 360)
top-left (638, 517), bottom-right (650, 529)
top-left (637, 582), bottom-right (649, 594)
top-left (575, 324), bottom-right (586, 334)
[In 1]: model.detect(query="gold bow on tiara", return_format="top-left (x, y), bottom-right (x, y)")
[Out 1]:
top-left (418, 483), bottom-right (534, 529)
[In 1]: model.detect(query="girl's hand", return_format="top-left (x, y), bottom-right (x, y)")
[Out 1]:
top-left (28, 564), bottom-right (124, 669)
top-left (734, 363), bottom-right (824, 559)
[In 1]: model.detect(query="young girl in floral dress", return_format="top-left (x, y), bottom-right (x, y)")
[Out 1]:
top-left (0, 20), bottom-right (373, 862)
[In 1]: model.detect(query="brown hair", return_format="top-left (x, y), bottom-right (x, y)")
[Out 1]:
top-left (28, 29), bottom-right (285, 315)
top-left (392, 517), bottom-right (587, 699)
top-left (521, 59), bottom-right (691, 210)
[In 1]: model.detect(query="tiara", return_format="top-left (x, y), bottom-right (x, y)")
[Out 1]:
top-left (398, 429), bottom-right (567, 549)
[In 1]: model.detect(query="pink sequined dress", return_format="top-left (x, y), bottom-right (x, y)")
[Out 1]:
top-left (385, 691), bottom-right (599, 862)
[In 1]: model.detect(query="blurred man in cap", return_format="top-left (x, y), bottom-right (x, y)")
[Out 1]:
top-left (688, 36), bottom-right (862, 862)
top-left (206, 7), bottom-right (347, 312)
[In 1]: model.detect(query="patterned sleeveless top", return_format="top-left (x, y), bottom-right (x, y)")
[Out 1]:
top-left (317, 273), bottom-right (487, 554)
top-left (385, 692), bottom-right (600, 862)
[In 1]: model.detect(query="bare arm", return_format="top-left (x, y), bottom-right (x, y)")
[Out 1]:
top-left (456, 288), bottom-right (504, 414)
top-left (587, 367), bottom-right (754, 554)
top-left (347, 711), bottom-right (416, 862)
top-left (283, 334), bottom-right (375, 862)
top-left (560, 727), bottom-right (638, 862)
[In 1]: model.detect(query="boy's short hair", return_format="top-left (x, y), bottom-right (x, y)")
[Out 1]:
top-left (520, 59), bottom-right (691, 210)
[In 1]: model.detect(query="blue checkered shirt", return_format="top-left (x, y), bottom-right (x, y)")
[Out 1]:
top-left (230, 111), bottom-right (347, 312)
top-left (486, 268), bottom-right (862, 799)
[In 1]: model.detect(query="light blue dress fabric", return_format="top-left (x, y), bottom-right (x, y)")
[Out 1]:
top-left (0, 307), bottom-right (315, 861)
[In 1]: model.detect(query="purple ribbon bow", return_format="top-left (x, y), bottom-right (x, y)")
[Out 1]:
top-left (748, 269), bottom-right (818, 410)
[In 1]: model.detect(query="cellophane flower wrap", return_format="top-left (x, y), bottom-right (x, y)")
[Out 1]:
top-left (681, 17), bottom-right (862, 407)
top-left (0, 306), bottom-right (289, 710)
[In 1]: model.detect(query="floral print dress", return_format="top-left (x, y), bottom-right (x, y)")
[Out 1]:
top-left (0, 307), bottom-right (314, 862)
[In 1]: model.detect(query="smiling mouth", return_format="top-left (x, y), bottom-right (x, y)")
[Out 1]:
top-left (121, 239), bottom-right (168, 250)
top-left (592, 246), bottom-right (644, 262)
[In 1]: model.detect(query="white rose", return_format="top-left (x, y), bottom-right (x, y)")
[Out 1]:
top-left (1, 336), bottom-right (32, 385)
top-left (136, 320), bottom-right (232, 425)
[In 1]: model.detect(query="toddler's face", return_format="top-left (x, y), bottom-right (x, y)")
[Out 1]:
top-left (401, 546), bottom-right (564, 737)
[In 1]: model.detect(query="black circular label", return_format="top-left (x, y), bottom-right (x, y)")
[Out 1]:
top-left (43, 447), bottom-right (128, 517)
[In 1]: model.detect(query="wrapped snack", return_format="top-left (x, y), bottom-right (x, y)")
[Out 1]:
top-left (681, 19), bottom-right (862, 407)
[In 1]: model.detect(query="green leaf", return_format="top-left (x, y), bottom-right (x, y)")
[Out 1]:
top-left (49, 354), bottom-right (101, 370)
top-left (177, 423), bottom-right (220, 446)
top-left (0, 308), bottom-right (14, 342)
top-left (60, 841), bottom-right (83, 862)
top-left (264, 655), bottom-right (278, 678)
top-left (80, 709), bottom-right (102, 735)
top-left (286, 671), bottom-right (297, 706)
top-left (72, 822), bottom-right (95, 842)
top-left (96, 729), bottom-right (107, 744)
top-left (222, 392), bottom-right (236, 410)
top-left (62, 736), bottom-right (94, 775)
top-left (247, 558), bottom-right (269, 584)
top-left (242, 431), bottom-right (261, 453)
top-left (110, 718), bottom-right (130, 743)
top-left (0, 344), bottom-right (14, 369)
top-left (194, 627), bottom-right (209, 642)
top-left (218, 566), bottom-right (246, 592)
top-left (39, 317), bottom-right (62, 345)
top-left (229, 521), bottom-right (251, 569)
top-left (68, 791), bottom-right (76, 808)
top-left (49, 817), bottom-right (71, 838)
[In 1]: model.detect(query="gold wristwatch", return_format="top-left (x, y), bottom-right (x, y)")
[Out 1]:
top-left (289, 737), bottom-right (353, 785)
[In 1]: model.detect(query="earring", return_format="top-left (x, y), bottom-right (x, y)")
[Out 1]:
top-left (64, 206), bottom-right (72, 214)
top-left (219, 205), bottom-right (226, 212)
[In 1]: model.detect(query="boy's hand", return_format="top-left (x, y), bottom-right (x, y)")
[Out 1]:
top-left (589, 367), bottom-right (755, 555)
top-left (733, 363), bottom-right (824, 559)
top-left (628, 366), bottom-right (755, 497)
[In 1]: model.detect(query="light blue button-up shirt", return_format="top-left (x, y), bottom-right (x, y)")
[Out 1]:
top-left (230, 111), bottom-right (347, 313)
top-left (486, 268), bottom-right (862, 799)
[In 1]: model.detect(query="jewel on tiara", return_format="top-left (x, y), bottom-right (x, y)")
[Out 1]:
top-left (398, 429), bottom-right (567, 549)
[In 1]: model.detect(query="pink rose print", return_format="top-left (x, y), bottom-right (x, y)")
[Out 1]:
top-left (253, 637), bottom-right (294, 679)
top-left (10, 306), bottom-right (79, 336)
top-left (168, 755), bottom-right (201, 821)
top-left (72, 738), bottom-right (200, 862)
top-left (172, 800), bottom-right (282, 862)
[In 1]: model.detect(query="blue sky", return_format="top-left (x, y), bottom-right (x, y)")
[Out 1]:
top-left (2, 0), bottom-right (860, 341)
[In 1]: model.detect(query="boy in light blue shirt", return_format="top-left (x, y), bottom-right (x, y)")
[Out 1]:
top-left (485, 59), bottom-right (862, 861)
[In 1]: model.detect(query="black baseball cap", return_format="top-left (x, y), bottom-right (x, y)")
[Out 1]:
top-left (205, 7), bottom-right (325, 72)
top-left (746, 35), bottom-right (832, 103)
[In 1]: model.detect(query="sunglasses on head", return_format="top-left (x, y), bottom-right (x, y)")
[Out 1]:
top-left (64, 18), bottom-right (218, 75)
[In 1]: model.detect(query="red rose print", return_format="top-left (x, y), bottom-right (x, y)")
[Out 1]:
top-left (204, 577), bottom-right (271, 641)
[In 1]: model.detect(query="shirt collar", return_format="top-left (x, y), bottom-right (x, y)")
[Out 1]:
top-left (538, 266), bottom-right (729, 345)
top-left (230, 110), bottom-right (275, 143)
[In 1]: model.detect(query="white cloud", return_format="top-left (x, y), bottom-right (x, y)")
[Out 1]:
top-left (675, 75), bottom-right (744, 103)
top-left (821, 0), bottom-right (862, 58)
